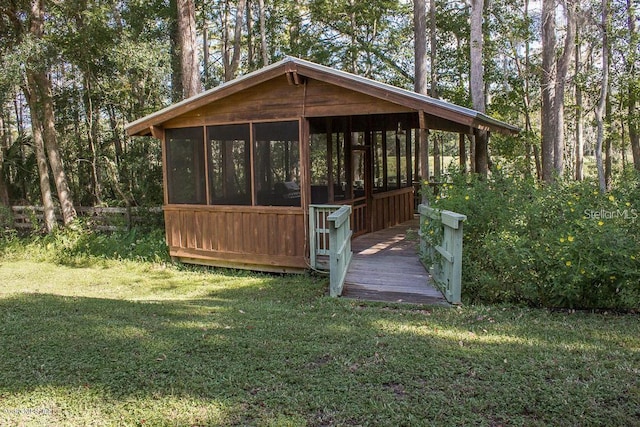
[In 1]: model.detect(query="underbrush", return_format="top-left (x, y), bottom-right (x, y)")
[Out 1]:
top-left (425, 168), bottom-right (640, 309)
top-left (0, 220), bottom-right (170, 265)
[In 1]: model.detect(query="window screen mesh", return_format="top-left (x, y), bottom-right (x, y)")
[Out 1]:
top-left (166, 127), bottom-right (206, 204)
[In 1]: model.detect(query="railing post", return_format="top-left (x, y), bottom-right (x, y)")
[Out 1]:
top-left (309, 205), bottom-right (317, 269)
top-left (449, 216), bottom-right (464, 304)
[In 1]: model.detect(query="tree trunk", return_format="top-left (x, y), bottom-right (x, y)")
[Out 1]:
top-left (595, 0), bottom-right (609, 193)
top-left (605, 86), bottom-right (612, 189)
top-left (429, 0), bottom-right (437, 98)
top-left (258, 0), bottom-right (268, 66)
top-left (0, 112), bottom-right (10, 206)
top-left (552, 0), bottom-right (577, 177)
top-left (541, 0), bottom-right (556, 182)
top-left (414, 0), bottom-right (430, 203)
top-left (23, 77), bottom-right (57, 232)
top-left (169, 0), bottom-right (183, 103)
top-left (203, 19), bottom-right (210, 87)
top-left (627, 0), bottom-right (640, 171)
top-left (83, 75), bottom-right (103, 205)
top-left (32, 119), bottom-right (57, 232)
top-left (470, 0), bottom-right (488, 176)
top-left (29, 0), bottom-right (76, 225)
top-left (414, 0), bottom-right (428, 96)
top-left (37, 71), bottom-right (77, 225)
top-left (223, 0), bottom-right (246, 82)
top-left (574, 14), bottom-right (584, 181)
top-left (246, 0), bottom-right (254, 70)
top-left (176, 0), bottom-right (202, 97)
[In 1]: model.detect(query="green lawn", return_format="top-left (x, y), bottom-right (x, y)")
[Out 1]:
top-left (0, 255), bottom-right (638, 426)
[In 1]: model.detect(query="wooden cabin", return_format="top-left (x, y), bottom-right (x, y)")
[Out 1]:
top-left (126, 57), bottom-right (517, 273)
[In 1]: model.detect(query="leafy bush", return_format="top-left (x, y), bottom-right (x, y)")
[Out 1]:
top-left (424, 167), bottom-right (640, 309)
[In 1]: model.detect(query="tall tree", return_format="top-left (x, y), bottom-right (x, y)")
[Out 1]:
top-left (177, 0), bottom-right (202, 97)
top-left (540, 0), bottom-right (577, 181)
top-left (414, 0), bottom-right (430, 201)
top-left (627, 0), bottom-right (640, 172)
top-left (223, 0), bottom-right (246, 82)
top-left (552, 0), bottom-right (577, 176)
top-left (541, 0), bottom-right (556, 182)
top-left (595, 0), bottom-right (609, 192)
top-left (26, 0), bottom-right (76, 226)
top-left (258, 0), bottom-right (269, 66)
top-left (574, 20), bottom-right (585, 181)
top-left (470, 0), bottom-right (488, 175)
top-left (23, 76), bottom-right (57, 232)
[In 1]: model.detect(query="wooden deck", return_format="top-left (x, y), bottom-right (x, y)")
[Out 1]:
top-left (342, 218), bottom-right (449, 305)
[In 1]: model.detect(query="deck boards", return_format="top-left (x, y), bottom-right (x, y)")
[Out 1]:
top-left (342, 218), bottom-right (448, 305)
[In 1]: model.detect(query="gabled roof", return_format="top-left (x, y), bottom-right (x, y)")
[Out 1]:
top-left (125, 56), bottom-right (519, 137)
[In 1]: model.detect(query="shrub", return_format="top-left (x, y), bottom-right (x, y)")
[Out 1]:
top-left (0, 219), bottom-right (169, 265)
top-left (0, 204), bottom-right (13, 230)
top-left (424, 167), bottom-right (640, 309)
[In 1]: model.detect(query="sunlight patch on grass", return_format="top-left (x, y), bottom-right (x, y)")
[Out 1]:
top-left (0, 385), bottom-right (233, 426)
top-left (1, 255), bottom-right (638, 426)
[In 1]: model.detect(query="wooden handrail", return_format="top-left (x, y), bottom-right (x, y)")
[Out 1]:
top-left (327, 205), bottom-right (353, 297)
top-left (418, 204), bottom-right (466, 305)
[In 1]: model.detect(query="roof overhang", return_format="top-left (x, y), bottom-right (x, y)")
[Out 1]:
top-left (125, 56), bottom-right (520, 137)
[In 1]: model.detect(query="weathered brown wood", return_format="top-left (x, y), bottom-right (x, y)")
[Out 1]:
top-left (126, 65), bottom-right (286, 136)
top-left (127, 58), bottom-right (517, 137)
top-left (342, 218), bottom-right (447, 305)
top-left (161, 77), bottom-right (414, 129)
top-left (370, 187), bottom-right (413, 232)
top-left (164, 206), bottom-right (306, 271)
top-left (174, 249), bottom-right (307, 270)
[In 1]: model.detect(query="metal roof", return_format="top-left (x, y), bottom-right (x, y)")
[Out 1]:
top-left (126, 56), bottom-right (519, 136)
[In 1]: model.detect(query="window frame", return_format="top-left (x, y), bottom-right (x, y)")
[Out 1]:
top-left (163, 119), bottom-right (302, 208)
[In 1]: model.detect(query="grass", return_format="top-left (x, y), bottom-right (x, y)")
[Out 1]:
top-left (0, 231), bottom-right (639, 426)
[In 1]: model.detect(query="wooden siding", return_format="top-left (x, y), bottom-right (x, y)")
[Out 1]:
top-left (164, 205), bottom-right (307, 271)
top-left (161, 76), bottom-right (413, 129)
top-left (371, 187), bottom-right (415, 232)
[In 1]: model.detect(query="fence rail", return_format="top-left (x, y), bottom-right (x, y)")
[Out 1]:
top-left (418, 204), bottom-right (466, 305)
top-left (11, 205), bottom-right (163, 231)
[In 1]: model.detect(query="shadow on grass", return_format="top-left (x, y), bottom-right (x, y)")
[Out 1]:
top-left (1, 285), bottom-right (639, 425)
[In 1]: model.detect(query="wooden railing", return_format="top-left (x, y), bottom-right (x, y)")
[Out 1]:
top-left (327, 205), bottom-right (353, 297)
top-left (309, 204), bottom-right (353, 296)
top-left (350, 197), bottom-right (367, 236)
top-left (309, 204), bottom-right (342, 269)
top-left (11, 205), bottom-right (163, 231)
top-left (418, 204), bottom-right (466, 305)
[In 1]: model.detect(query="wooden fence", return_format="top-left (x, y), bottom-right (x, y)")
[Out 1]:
top-left (418, 204), bottom-right (466, 305)
top-left (11, 206), bottom-right (163, 231)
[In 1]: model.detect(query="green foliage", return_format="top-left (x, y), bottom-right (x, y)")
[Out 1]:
top-left (428, 168), bottom-right (640, 309)
top-left (0, 204), bottom-right (13, 231)
top-left (0, 222), bottom-right (170, 265)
